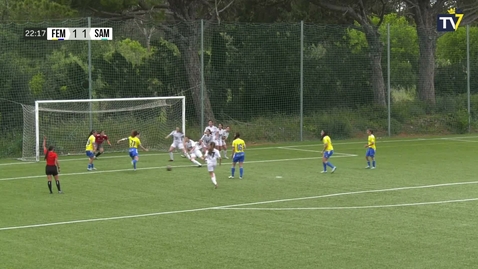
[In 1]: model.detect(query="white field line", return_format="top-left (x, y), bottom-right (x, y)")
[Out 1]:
top-left (0, 155), bottom-right (356, 182)
top-left (2, 135), bottom-right (478, 166)
top-left (1, 180), bottom-right (478, 231)
top-left (442, 138), bottom-right (478, 143)
top-left (217, 198), bottom-right (478, 211)
top-left (278, 147), bottom-right (357, 156)
top-left (278, 147), bottom-right (321, 153)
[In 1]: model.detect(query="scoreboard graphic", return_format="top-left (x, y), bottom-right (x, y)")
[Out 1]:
top-left (24, 28), bottom-right (113, 41)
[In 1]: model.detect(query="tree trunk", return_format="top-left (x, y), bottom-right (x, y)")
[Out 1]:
top-left (178, 36), bottom-right (216, 124)
top-left (364, 26), bottom-right (387, 107)
top-left (416, 26), bottom-right (437, 104)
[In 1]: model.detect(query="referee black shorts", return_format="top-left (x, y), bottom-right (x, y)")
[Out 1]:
top-left (45, 165), bottom-right (58, 176)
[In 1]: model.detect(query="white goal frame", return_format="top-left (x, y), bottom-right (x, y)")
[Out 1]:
top-left (33, 96), bottom-right (186, 162)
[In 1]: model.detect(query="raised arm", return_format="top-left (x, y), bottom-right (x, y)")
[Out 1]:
top-left (165, 130), bottom-right (174, 139)
top-left (43, 136), bottom-right (47, 152)
top-left (117, 137), bottom-right (128, 144)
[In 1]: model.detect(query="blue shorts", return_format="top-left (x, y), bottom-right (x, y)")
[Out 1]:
top-left (233, 152), bottom-right (245, 163)
top-left (323, 150), bottom-right (334, 159)
top-left (86, 151), bottom-right (95, 158)
top-left (129, 148), bottom-right (139, 158)
top-left (366, 148), bottom-right (375, 157)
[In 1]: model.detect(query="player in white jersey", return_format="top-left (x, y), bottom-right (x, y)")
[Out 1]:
top-left (219, 125), bottom-right (230, 158)
top-left (199, 129), bottom-right (214, 154)
top-left (165, 127), bottom-right (186, 161)
top-left (204, 120), bottom-right (219, 142)
top-left (201, 141), bottom-right (221, 189)
top-left (184, 136), bottom-right (203, 167)
top-left (216, 124), bottom-right (225, 149)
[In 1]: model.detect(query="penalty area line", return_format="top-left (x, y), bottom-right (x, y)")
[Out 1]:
top-left (0, 155), bottom-right (354, 182)
top-left (2, 180), bottom-right (478, 231)
top-left (2, 135), bottom-right (477, 166)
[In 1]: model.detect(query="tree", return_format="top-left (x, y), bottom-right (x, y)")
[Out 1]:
top-left (5, 0), bottom-right (77, 21)
top-left (84, 0), bottom-right (235, 124)
top-left (310, 0), bottom-right (388, 107)
top-left (401, 0), bottom-right (478, 104)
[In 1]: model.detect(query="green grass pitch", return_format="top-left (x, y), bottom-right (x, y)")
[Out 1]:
top-left (1, 135), bottom-right (478, 269)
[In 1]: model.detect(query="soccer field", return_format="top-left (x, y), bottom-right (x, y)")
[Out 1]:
top-left (1, 135), bottom-right (478, 269)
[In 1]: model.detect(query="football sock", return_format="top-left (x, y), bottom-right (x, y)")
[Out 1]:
top-left (47, 181), bottom-right (52, 193)
top-left (239, 167), bottom-right (244, 177)
top-left (323, 163), bottom-right (327, 171)
top-left (372, 160), bottom-right (376, 167)
top-left (192, 159), bottom-right (201, 166)
top-left (367, 161), bottom-right (371, 167)
top-left (231, 167), bottom-right (235, 176)
top-left (220, 150), bottom-right (224, 157)
top-left (224, 150), bottom-right (228, 157)
top-left (327, 162), bottom-right (334, 168)
top-left (169, 152), bottom-right (174, 160)
top-left (96, 152), bottom-right (102, 157)
top-left (133, 160), bottom-right (137, 169)
top-left (211, 174), bottom-right (217, 185)
top-left (87, 163), bottom-right (91, 169)
top-left (55, 180), bottom-right (61, 191)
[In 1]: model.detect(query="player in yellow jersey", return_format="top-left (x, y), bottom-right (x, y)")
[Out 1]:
top-left (320, 130), bottom-right (337, 173)
top-left (229, 132), bottom-right (246, 179)
top-left (117, 130), bottom-right (149, 170)
top-left (364, 129), bottom-right (376, 169)
top-left (85, 130), bottom-right (98, 171)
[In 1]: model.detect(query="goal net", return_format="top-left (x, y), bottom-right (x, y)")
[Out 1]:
top-left (21, 97), bottom-right (185, 162)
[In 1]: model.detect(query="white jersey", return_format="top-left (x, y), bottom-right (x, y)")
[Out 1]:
top-left (187, 139), bottom-right (202, 158)
top-left (186, 139), bottom-right (197, 150)
top-left (218, 129), bottom-right (227, 140)
top-left (169, 131), bottom-right (184, 142)
top-left (200, 134), bottom-right (214, 149)
top-left (204, 126), bottom-right (219, 141)
top-left (169, 130), bottom-right (184, 149)
top-left (221, 130), bottom-right (229, 140)
top-left (205, 149), bottom-right (221, 166)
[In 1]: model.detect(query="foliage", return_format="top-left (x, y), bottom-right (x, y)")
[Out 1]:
top-left (346, 14), bottom-right (418, 89)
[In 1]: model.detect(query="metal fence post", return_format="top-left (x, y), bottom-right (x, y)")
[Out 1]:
top-left (300, 21), bottom-right (304, 141)
top-left (387, 23), bottom-right (391, 137)
top-left (467, 25), bottom-right (471, 132)
top-left (88, 17), bottom-right (93, 131)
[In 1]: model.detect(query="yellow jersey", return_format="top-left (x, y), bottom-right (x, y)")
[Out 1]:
top-left (323, 135), bottom-right (333, 151)
top-left (85, 135), bottom-right (95, 151)
top-left (368, 135), bottom-right (376, 150)
top-left (232, 138), bottom-right (246, 153)
top-left (129, 136), bottom-right (141, 149)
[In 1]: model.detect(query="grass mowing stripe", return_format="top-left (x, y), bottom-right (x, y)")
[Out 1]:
top-left (2, 135), bottom-right (478, 166)
top-left (0, 155), bottom-right (357, 182)
top-left (1, 180), bottom-right (478, 231)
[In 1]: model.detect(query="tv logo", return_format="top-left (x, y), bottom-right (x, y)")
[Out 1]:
top-left (437, 8), bottom-right (464, 32)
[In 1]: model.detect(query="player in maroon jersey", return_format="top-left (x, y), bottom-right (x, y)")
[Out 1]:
top-left (94, 130), bottom-right (112, 158)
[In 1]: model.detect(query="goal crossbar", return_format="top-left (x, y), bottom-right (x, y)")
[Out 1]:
top-left (29, 96), bottom-right (186, 162)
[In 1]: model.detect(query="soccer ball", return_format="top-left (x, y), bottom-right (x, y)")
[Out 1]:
top-left (166, 165), bottom-right (172, 171)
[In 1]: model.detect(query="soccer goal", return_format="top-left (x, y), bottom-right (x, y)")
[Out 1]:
top-left (20, 96), bottom-right (186, 162)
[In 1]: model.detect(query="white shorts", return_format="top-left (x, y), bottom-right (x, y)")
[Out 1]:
top-left (190, 149), bottom-right (203, 159)
top-left (207, 163), bottom-right (216, 172)
top-left (171, 141), bottom-right (184, 150)
top-left (216, 139), bottom-right (225, 147)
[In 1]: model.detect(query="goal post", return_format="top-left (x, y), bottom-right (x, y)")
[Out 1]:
top-left (21, 96), bottom-right (186, 162)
